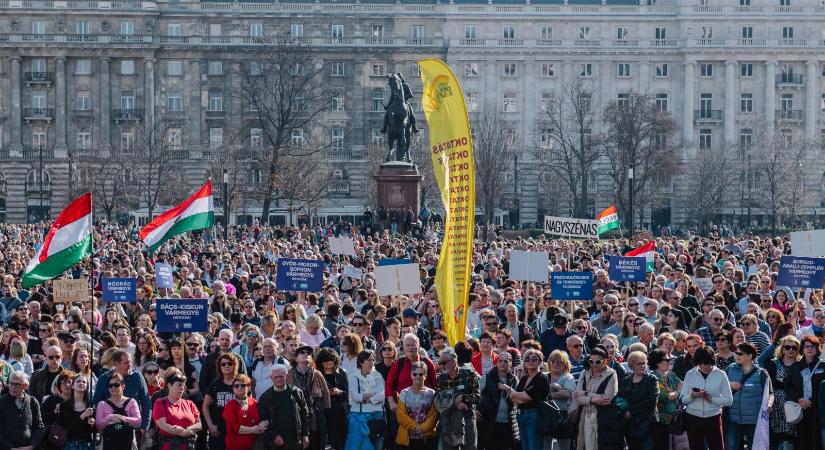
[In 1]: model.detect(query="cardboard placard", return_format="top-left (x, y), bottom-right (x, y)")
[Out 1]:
top-left (53, 278), bottom-right (88, 303)
top-left (790, 230), bottom-right (825, 257)
top-left (328, 237), bottom-right (357, 256)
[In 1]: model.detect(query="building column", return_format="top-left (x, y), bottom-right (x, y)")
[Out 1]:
top-left (100, 57), bottom-right (111, 150)
top-left (638, 62), bottom-right (649, 93)
top-left (765, 60), bottom-right (776, 136)
top-left (55, 56), bottom-right (67, 155)
top-left (682, 61), bottom-right (695, 144)
top-left (144, 58), bottom-right (156, 126)
top-left (189, 60), bottom-right (202, 150)
top-left (806, 60), bottom-right (818, 139)
top-left (724, 60), bottom-right (736, 145)
top-left (9, 56), bottom-right (22, 154)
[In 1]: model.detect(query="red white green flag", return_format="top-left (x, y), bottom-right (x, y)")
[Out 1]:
top-left (23, 193), bottom-right (93, 288)
top-left (624, 241), bottom-right (656, 272)
top-left (596, 205), bottom-right (620, 235)
top-left (140, 180), bottom-right (214, 254)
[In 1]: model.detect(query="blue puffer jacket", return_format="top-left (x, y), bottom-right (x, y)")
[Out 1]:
top-left (726, 363), bottom-right (770, 425)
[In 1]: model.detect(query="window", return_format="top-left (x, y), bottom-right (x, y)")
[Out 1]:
top-left (699, 129), bottom-right (712, 150)
top-left (32, 130), bottom-right (47, 148)
top-left (782, 27), bottom-right (794, 39)
top-left (465, 92), bottom-right (478, 112)
top-left (541, 26), bottom-right (553, 40)
top-left (249, 62), bottom-right (263, 76)
top-left (541, 92), bottom-right (553, 112)
top-left (209, 24), bottom-right (221, 36)
top-left (579, 26), bottom-right (590, 39)
top-left (208, 91), bottom-right (223, 112)
top-left (503, 92), bottom-right (517, 112)
top-left (76, 91), bottom-right (91, 111)
top-left (167, 60), bottom-right (182, 76)
top-left (740, 93), bottom-right (753, 113)
top-left (655, 93), bottom-right (668, 112)
top-left (465, 26), bottom-right (477, 39)
top-left (701, 26), bottom-right (713, 39)
top-left (617, 93), bottom-right (630, 110)
top-left (616, 27), bottom-right (628, 40)
top-left (294, 92), bottom-right (305, 111)
top-left (31, 91), bottom-right (47, 109)
top-left (740, 0), bottom-right (750, 5)
top-left (120, 60), bottom-right (135, 75)
top-left (700, 93), bottom-right (713, 114)
top-left (166, 128), bottom-right (182, 150)
top-left (120, 131), bottom-right (135, 150)
top-left (656, 63), bottom-right (669, 77)
top-left (371, 25), bottom-right (384, 38)
top-left (781, 93), bottom-right (793, 112)
top-left (32, 21), bottom-right (46, 34)
top-left (120, 90), bottom-right (134, 109)
top-left (700, 63), bottom-right (713, 77)
top-left (464, 62), bottom-right (479, 77)
top-left (250, 128), bottom-right (263, 148)
top-left (331, 128), bottom-right (344, 151)
top-left (503, 26), bottom-right (515, 39)
top-left (249, 23), bottom-right (263, 37)
top-left (290, 129), bottom-right (303, 147)
top-left (331, 95), bottom-right (344, 111)
top-left (120, 22), bottom-right (134, 35)
top-left (503, 63), bottom-right (517, 77)
top-left (655, 27), bottom-right (666, 39)
top-left (580, 63), bottom-right (592, 77)
top-left (780, 0), bottom-right (790, 5)
top-left (739, 129), bottom-right (752, 151)
top-left (209, 128), bottom-right (223, 149)
top-left (541, 63), bottom-right (555, 77)
top-left (76, 21), bottom-right (89, 35)
top-left (331, 62), bottom-right (345, 77)
top-left (617, 63), bottom-right (631, 77)
top-left (741, 27), bottom-right (753, 39)
top-left (412, 25), bottom-right (425, 39)
top-left (820, 93), bottom-right (825, 111)
top-left (167, 23), bottom-right (181, 36)
top-left (580, 93), bottom-right (592, 111)
top-left (167, 90), bottom-right (182, 112)
top-left (252, 169), bottom-right (263, 184)
top-left (31, 59), bottom-right (46, 73)
top-left (76, 131), bottom-right (91, 149)
top-left (741, 63), bottom-right (753, 77)
top-left (331, 24), bottom-right (344, 38)
top-left (208, 61), bottom-right (223, 76)
top-left (291, 24), bottom-right (304, 37)
top-left (372, 91), bottom-right (384, 112)
top-left (371, 63), bottom-right (386, 77)
top-left (370, 128), bottom-right (384, 146)
top-left (75, 59), bottom-right (91, 75)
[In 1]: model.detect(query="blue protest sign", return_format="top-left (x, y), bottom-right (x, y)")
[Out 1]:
top-left (609, 256), bottom-right (647, 282)
top-left (155, 262), bottom-right (174, 289)
top-left (155, 298), bottom-right (209, 333)
top-left (551, 272), bottom-right (593, 301)
top-left (776, 255), bottom-right (825, 288)
top-left (276, 258), bottom-right (325, 292)
top-left (102, 278), bottom-right (137, 302)
top-left (378, 259), bottom-right (413, 266)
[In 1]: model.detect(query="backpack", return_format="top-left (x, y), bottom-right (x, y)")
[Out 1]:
top-left (102, 399), bottom-right (136, 450)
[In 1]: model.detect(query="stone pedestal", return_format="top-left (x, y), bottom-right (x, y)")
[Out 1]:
top-left (375, 162), bottom-right (423, 213)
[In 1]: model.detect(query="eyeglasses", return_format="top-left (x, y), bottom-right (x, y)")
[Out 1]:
top-left (741, 322), bottom-right (753, 327)
top-left (233, 383), bottom-right (248, 388)
top-left (221, 361), bottom-right (235, 367)
top-left (411, 372), bottom-right (426, 378)
top-left (486, 322), bottom-right (499, 327)
top-left (814, 315), bottom-right (825, 319)
top-left (246, 333), bottom-right (258, 338)
top-left (735, 352), bottom-right (748, 357)
top-left (589, 359), bottom-right (604, 365)
top-left (633, 321), bottom-right (644, 327)
top-left (352, 322), bottom-right (364, 327)
top-left (381, 347), bottom-right (393, 352)
top-left (524, 357), bottom-right (540, 363)
top-left (628, 303), bottom-right (639, 307)
top-left (47, 355), bottom-right (61, 360)
top-left (186, 343), bottom-right (199, 347)
top-left (783, 345), bottom-right (799, 351)
top-left (61, 338), bottom-right (77, 344)
top-left (9, 382), bottom-right (26, 387)
top-left (570, 344), bottom-right (583, 348)
top-left (144, 369), bottom-right (159, 374)
top-left (109, 383), bottom-right (122, 388)
top-left (713, 281), bottom-right (724, 285)
top-left (712, 318), bottom-right (724, 323)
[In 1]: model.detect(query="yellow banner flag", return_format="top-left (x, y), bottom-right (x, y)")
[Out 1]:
top-left (417, 59), bottom-right (475, 345)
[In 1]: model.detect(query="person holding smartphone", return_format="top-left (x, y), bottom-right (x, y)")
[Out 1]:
top-left (679, 347), bottom-right (732, 450)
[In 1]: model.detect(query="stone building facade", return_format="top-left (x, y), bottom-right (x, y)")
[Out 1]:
top-left (1, 0), bottom-right (824, 227)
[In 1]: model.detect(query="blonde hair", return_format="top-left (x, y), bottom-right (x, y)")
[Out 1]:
top-left (548, 349), bottom-right (571, 374)
top-left (774, 335), bottom-right (802, 360)
top-left (10, 340), bottom-right (26, 359)
top-left (627, 351), bottom-right (648, 368)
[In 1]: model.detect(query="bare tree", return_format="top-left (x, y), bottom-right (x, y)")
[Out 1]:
top-left (234, 35), bottom-right (334, 222)
top-left (408, 135), bottom-right (440, 210)
top-left (70, 150), bottom-right (129, 221)
top-left (273, 153), bottom-right (333, 226)
top-left (602, 92), bottom-right (679, 232)
top-left (205, 135), bottom-right (256, 227)
top-left (679, 144), bottom-right (738, 228)
top-left (530, 79), bottom-right (601, 218)
top-left (471, 107), bottom-right (517, 236)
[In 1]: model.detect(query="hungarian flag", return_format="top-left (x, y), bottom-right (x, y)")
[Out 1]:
top-left (625, 241), bottom-right (655, 272)
top-left (140, 180), bottom-right (214, 254)
top-left (597, 205), bottom-right (620, 234)
top-left (23, 193), bottom-right (93, 288)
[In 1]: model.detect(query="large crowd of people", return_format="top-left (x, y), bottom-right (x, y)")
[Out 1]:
top-left (0, 220), bottom-right (823, 450)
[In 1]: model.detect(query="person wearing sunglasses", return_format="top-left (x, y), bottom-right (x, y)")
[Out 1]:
top-left (763, 335), bottom-right (801, 448)
top-left (203, 353), bottom-right (241, 450)
top-left (726, 342), bottom-right (772, 450)
top-left (649, 349), bottom-right (681, 450)
top-left (95, 371), bottom-right (142, 450)
top-left (797, 306), bottom-right (825, 340)
top-left (153, 372), bottom-right (202, 450)
top-left (396, 360), bottom-right (438, 450)
top-left (572, 344), bottom-right (619, 450)
top-left (739, 314), bottom-right (770, 356)
top-left (222, 373), bottom-right (267, 450)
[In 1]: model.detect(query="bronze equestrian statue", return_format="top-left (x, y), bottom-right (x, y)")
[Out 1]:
top-left (381, 73), bottom-right (419, 163)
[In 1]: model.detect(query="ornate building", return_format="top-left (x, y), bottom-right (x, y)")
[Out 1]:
top-left (1, 0), bottom-right (824, 226)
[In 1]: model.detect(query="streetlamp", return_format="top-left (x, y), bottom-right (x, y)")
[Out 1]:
top-left (39, 144), bottom-right (45, 221)
top-left (627, 167), bottom-right (634, 238)
top-left (222, 169), bottom-right (229, 240)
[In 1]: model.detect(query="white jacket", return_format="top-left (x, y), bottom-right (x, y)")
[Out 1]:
top-left (679, 366), bottom-right (733, 418)
top-left (349, 368), bottom-right (386, 413)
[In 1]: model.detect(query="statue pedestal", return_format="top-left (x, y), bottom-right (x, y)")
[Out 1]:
top-left (375, 162), bottom-right (422, 213)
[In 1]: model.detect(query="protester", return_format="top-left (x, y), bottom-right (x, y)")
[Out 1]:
top-left (618, 351), bottom-right (659, 450)
top-left (509, 348), bottom-right (549, 450)
top-left (152, 372), bottom-right (201, 450)
top-left (478, 351), bottom-right (518, 450)
top-left (679, 347), bottom-right (732, 450)
top-left (57, 375), bottom-right (96, 450)
top-left (258, 364), bottom-right (311, 450)
top-left (203, 352), bottom-right (239, 450)
top-left (346, 350), bottom-right (386, 450)
top-left (436, 347), bottom-right (480, 450)
top-left (222, 374), bottom-right (265, 450)
top-left (572, 344), bottom-right (619, 450)
top-left (96, 372), bottom-right (142, 450)
top-left (0, 370), bottom-right (44, 450)
top-left (726, 342), bottom-right (772, 450)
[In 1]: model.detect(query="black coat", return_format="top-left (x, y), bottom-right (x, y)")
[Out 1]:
top-left (617, 373), bottom-right (659, 440)
top-left (478, 368), bottom-right (517, 441)
top-left (0, 393), bottom-right (44, 450)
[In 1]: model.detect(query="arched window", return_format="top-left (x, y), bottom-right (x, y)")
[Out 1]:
top-left (26, 169), bottom-right (51, 190)
top-left (0, 171), bottom-right (5, 193)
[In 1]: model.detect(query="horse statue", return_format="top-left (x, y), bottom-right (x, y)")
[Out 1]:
top-left (381, 73), bottom-right (418, 163)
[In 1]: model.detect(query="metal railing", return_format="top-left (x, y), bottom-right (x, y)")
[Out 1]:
top-left (23, 108), bottom-right (54, 119)
top-left (694, 109), bottom-right (722, 121)
top-left (775, 109), bottom-right (804, 120)
top-left (24, 72), bottom-right (53, 82)
top-left (776, 73), bottom-right (803, 84)
top-left (113, 108), bottom-right (144, 120)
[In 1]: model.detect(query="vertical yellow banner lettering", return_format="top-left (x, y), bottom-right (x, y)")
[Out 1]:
top-left (417, 59), bottom-right (475, 345)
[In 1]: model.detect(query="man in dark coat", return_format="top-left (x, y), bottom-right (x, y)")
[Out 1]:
top-left (0, 370), bottom-right (45, 450)
top-left (258, 364), bottom-right (310, 450)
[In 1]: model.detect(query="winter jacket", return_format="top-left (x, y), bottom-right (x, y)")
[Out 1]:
top-left (726, 363), bottom-right (771, 424)
top-left (679, 366), bottom-right (733, 418)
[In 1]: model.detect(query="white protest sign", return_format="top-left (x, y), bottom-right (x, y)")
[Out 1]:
top-left (343, 266), bottom-right (364, 279)
top-left (375, 263), bottom-right (420, 296)
top-left (509, 250), bottom-right (550, 282)
top-left (694, 277), bottom-right (713, 296)
top-left (791, 230), bottom-right (825, 257)
top-left (543, 216), bottom-right (599, 239)
top-left (328, 237), bottom-right (357, 256)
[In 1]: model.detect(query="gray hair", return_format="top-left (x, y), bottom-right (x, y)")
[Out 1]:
top-left (638, 322), bottom-right (655, 334)
top-left (10, 370), bottom-right (29, 385)
top-left (402, 333), bottom-right (420, 346)
top-left (270, 364), bottom-right (289, 376)
top-left (439, 347), bottom-right (457, 362)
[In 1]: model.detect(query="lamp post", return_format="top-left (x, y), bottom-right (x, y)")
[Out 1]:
top-left (39, 144), bottom-right (44, 221)
top-left (222, 169), bottom-right (229, 240)
top-left (627, 167), bottom-right (634, 238)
